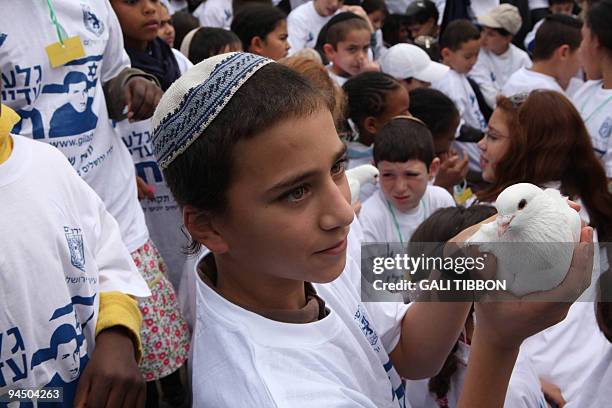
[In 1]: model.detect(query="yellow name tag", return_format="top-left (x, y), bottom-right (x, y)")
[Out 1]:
top-left (454, 186), bottom-right (474, 206)
top-left (45, 35), bottom-right (86, 68)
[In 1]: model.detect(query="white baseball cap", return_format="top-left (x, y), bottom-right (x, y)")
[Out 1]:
top-left (477, 4), bottom-right (522, 35)
top-left (379, 44), bottom-right (449, 83)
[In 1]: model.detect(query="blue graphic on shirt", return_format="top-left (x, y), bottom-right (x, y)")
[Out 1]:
top-left (354, 305), bottom-right (379, 347)
top-left (598, 117), bottom-right (612, 139)
top-left (224, 9), bottom-right (232, 21)
top-left (306, 32), bottom-right (314, 43)
top-left (81, 5), bottom-right (105, 36)
top-left (29, 324), bottom-right (88, 407)
top-left (12, 108), bottom-right (44, 139)
top-left (42, 72), bottom-right (98, 138)
top-left (0, 33), bottom-right (6, 48)
top-left (353, 305), bottom-right (405, 408)
top-left (490, 72), bottom-right (496, 83)
top-left (64, 227), bottom-right (85, 272)
top-left (0, 295), bottom-right (95, 407)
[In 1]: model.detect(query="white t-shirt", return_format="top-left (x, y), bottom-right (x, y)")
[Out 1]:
top-left (432, 69), bottom-right (488, 171)
top-left (519, 301), bottom-right (608, 403)
top-left (501, 67), bottom-right (564, 96)
top-left (405, 340), bottom-right (547, 408)
top-left (327, 65), bottom-right (349, 86)
top-left (0, 135), bottom-right (150, 404)
top-left (528, 0), bottom-right (549, 9)
top-left (191, 247), bottom-right (411, 407)
top-left (0, 1), bottom-right (149, 252)
top-left (469, 0), bottom-right (500, 19)
top-left (524, 19), bottom-right (543, 51)
top-left (287, 1), bottom-right (333, 53)
top-left (573, 80), bottom-right (612, 177)
top-left (469, 45), bottom-right (532, 108)
top-left (359, 186), bottom-right (456, 244)
top-left (566, 343), bottom-right (612, 408)
top-left (193, 0), bottom-right (233, 29)
top-left (114, 52), bottom-right (192, 288)
top-left (171, 48), bottom-right (193, 75)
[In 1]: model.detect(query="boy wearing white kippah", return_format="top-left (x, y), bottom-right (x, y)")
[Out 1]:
top-left (469, 4), bottom-right (532, 109)
top-left (151, 52), bottom-right (593, 408)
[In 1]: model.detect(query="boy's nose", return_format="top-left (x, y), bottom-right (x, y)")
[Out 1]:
top-left (319, 178), bottom-right (354, 231)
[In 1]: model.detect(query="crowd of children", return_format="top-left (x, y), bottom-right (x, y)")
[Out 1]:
top-left (1, 0), bottom-right (611, 407)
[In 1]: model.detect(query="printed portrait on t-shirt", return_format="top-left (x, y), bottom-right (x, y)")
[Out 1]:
top-left (42, 71), bottom-right (98, 138)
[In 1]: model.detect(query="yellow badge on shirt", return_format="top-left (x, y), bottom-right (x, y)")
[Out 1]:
top-left (454, 186), bottom-right (474, 206)
top-left (45, 35), bottom-right (86, 68)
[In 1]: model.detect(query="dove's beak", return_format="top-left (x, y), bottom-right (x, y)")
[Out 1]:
top-left (497, 215), bottom-right (514, 237)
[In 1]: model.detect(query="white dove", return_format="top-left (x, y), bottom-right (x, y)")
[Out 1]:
top-left (467, 183), bottom-right (582, 296)
top-left (346, 164), bottom-right (379, 204)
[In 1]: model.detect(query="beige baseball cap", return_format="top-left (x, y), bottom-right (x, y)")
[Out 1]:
top-left (477, 4), bottom-right (523, 35)
top-left (379, 44), bottom-right (448, 83)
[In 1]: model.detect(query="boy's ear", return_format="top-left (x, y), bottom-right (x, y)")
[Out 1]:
top-left (323, 43), bottom-right (336, 61)
top-left (440, 47), bottom-right (451, 62)
top-left (363, 116), bottom-right (378, 135)
top-left (249, 36), bottom-right (265, 54)
top-left (183, 206), bottom-right (229, 254)
top-left (428, 157), bottom-right (441, 180)
top-left (557, 44), bottom-right (571, 59)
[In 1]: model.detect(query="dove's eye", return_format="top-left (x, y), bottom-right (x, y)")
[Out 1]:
top-left (518, 199), bottom-right (527, 210)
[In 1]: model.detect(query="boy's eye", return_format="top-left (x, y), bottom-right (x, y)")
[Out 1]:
top-left (285, 186), bottom-right (310, 203)
top-left (331, 158), bottom-right (347, 176)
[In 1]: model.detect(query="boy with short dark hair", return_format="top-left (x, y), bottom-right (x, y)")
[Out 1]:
top-left (469, 4), bottom-right (532, 109)
top-left (503, 14), bottom-right (583, 96)
top-left (320, 12), bottom-right (373, 85)
top-left (151, 51), bottom-right (593, 408)
top-left (432, 19), bottom-right (487, 172)
top-left (358, 116), bottom-right (455, 244)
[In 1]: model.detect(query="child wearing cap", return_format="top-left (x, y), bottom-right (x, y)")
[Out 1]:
top-left (287, 0), bottom-right (344, 52)
top-left (502, 14), bottom-right (583, 97)
top-left (469, 4), bottom-right (532, 109)
top-left (150, 51), bottom-right (594, 408)
top-left (432, 19), bottom-right (488, 172)
top-left (379, 43), bottom-right (449, 91)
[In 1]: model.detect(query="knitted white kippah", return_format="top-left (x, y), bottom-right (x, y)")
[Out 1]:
top-left (151, 52), bottom-right (273, 169)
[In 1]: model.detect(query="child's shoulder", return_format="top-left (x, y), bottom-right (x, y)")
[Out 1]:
top-left (288, 1), bottom-right (314, 19)
top-left (425, 184), bottom-right (456, 207)
top-left (573, 79), bottom-right (605, 104)
top-left (359, 189), bottom-right (387, 218)
top-left (12, 134), bottom-right (69, 167)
